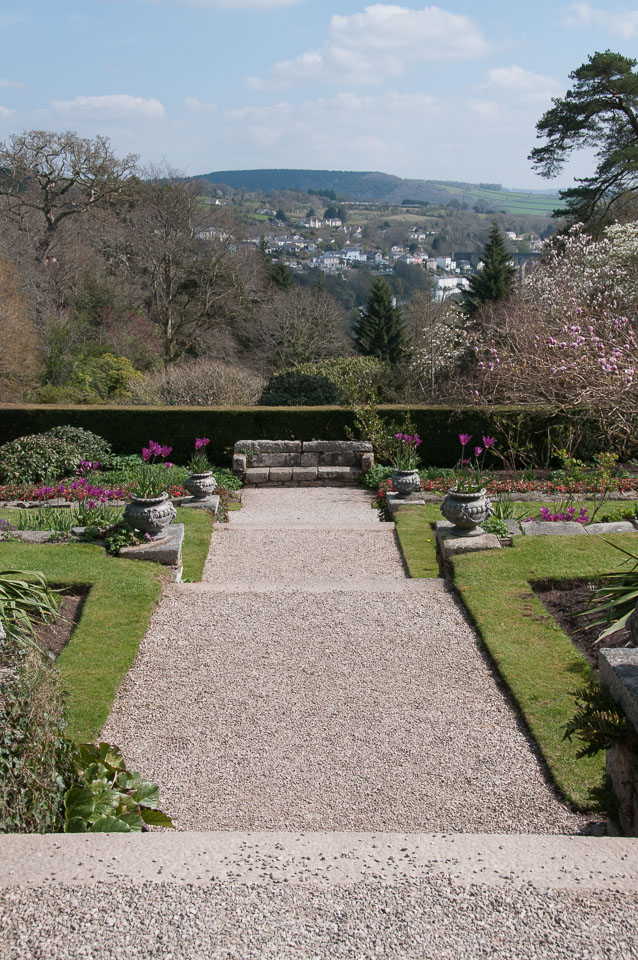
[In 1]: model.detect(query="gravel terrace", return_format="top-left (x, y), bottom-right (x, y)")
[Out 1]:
top-left (101, 488), bottom-right (585, 834)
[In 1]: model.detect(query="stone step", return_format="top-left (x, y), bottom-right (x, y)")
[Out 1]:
top-left (171, 577), bottom-right (446, 595)
top-left (1, 832), bottom-right (636, 890)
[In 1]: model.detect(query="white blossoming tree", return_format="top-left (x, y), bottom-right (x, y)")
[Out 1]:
top-left (472, 222), bottom-right (638, 452)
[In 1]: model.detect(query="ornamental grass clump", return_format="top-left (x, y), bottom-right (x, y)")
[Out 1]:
top-left (187, 437), bottom-right (211, 474)
top-left (130, 441), bottom-right (173, 498)
top-left (390, 432), bottom-right (422, 471)
top-left (451, 433), bottom-right (496, 493)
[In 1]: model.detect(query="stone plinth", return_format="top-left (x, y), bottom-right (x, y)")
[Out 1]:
top-left (179, 495), bottom-right (219, 513)
top-left (436, 520), bottom-right (501, 558)
top-left (119, 523), bottom-right (184, 567)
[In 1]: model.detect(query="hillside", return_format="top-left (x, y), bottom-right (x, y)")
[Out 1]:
top-left (196, 169), bottom-right (559, 215)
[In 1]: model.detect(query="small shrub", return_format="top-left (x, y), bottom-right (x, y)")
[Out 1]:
top-left (0, 435), bottom-right (83, 484)
top-left (292, 357), bottom-right (389, 405)
top-left (260, 371), bottom-right (340, 406)
top-left (44, 426), bottom-right (111, 464)
top-left (482, 516), bottom-right (510, 538)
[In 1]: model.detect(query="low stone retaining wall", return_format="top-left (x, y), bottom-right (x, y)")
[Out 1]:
top-left (599, 649), bottom-right (638, 837)
top-left (232, 440), bottom-right (374, 486)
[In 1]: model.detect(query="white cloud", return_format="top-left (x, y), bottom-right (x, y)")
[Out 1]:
top-left (481, 65), bottom-right (559, 102)
top-left (0, 78), bottom-right (26, 89)
top-left (250, 4), bottom-right (489, 88)
top-left (564, 2), bottom-right (638, 38)
top-left (467, 98), bottom-right (501, 120)
top-left (0, 106), bottom-right (16, 118)
top-left (185, 97), bottom-right (217, 112)
top-left (51, 94), bottom-right (166, 118)
top-left (225, 91), bottom-right (441, 168)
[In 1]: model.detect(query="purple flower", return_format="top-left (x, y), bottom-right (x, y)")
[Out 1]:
top-left (461, 458), bottom-right (470, 466)
top-left (413, 435), bottom-right (422, 446)
top-left (482, 436), bottom-right (495, 448)
top-left (142, 447), bottom-right (151, 462)
top-left (474, 446), bottom-right (483, 457)
top-left (164, 462), bottom-right (174, 469)
top-left (459, 433), bottom-right (471, 446)
top-left (195, 437), bottom-right (210, 450)
top-left (394, 433), bottom-right (403, 440)
top-left (160, 444), bottom-right (172, 458)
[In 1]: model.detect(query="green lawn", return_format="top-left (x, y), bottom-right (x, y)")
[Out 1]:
top-left (0, 507), bottom-right (215, 740)
top-left (392, 502), bottom-right (638, 808)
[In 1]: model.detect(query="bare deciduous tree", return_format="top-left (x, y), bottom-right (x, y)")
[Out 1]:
top-left (0, 130), bottom-right (138, 262)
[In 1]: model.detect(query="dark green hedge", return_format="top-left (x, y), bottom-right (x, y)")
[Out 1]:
top-left (0, 403), bottom-right (593, 467)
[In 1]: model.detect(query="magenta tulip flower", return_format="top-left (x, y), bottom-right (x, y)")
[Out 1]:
top-left (459, 433), bottom-right (471, 445)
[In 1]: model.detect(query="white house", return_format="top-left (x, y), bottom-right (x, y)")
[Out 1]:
top-left (436, 256), bottom-right (456, 271)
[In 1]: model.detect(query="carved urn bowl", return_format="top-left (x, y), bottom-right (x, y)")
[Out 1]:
top-left (123, 492), bottom-right (176, 538)
top-left (184, 471), bottom-right (217, 501)
top-left (441, 488), bottom-right (493, 536)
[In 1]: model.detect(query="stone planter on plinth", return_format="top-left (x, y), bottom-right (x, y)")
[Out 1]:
top-left (183, 471), bottom-right (217, 501)
top-left (390, 469), bottom-right (421, 497)
top-left (441, 488), bottom-right (493, 536)
top-left (123, 493), bottom-right (176, 538)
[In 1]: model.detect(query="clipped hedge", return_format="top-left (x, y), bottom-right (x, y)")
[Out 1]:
top-left (0, 403), bottom-right (600, 468)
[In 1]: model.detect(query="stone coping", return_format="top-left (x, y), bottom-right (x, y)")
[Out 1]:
top-left (599, 648), bottom-right (638, 735)
top-left (1, 832), bottom-right (637, 890)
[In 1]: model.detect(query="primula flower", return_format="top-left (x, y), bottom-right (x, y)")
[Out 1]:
top-left (459, 433), bottom-right (471, 445)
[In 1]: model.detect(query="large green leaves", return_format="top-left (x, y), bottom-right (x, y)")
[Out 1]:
top-left (63, 741), bottom-right (174, 833)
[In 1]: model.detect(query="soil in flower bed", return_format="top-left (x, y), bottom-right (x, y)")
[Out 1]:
top-left (532, 579), bottom-right (634, 671)
top-left (34, 590), bottom-right (88, 659)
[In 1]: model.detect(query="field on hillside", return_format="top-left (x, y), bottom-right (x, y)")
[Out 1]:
top-left (437, 183), bottom-right (559, 215)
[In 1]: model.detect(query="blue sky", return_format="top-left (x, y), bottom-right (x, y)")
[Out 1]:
top-left (0, 1), bottom-right (635, 187)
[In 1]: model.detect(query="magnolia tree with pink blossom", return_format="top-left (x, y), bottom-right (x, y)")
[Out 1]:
top-left (471, 222), bottom-right (638, 452)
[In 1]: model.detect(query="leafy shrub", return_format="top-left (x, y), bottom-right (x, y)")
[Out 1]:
top-left (598, 504), bottom-right (638, 524)
top-left (0, 570), bottom-right (68, 833)
top-left (63, 742), bottom-right (173, 833)
top-left (292, 357), bottom-right (389, 405)
top-left (0, 569), bottom-right (172, 833)
top-left (44, 426), bottom-right (111, 464)
top-left (481, 516), bottom-right (510, 538)
top-left (0, 434), bottom-right (83, 484)
top-left (260, 372), bottom-right (340, 406)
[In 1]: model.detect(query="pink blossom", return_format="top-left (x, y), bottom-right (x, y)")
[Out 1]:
top-left (459, 433), bottom-right (471, 445)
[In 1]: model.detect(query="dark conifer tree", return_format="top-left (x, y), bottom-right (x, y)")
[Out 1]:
top-left (462, 222), bottom-right (516, 317)
top-left (354, 278), bottom-right (407, 364)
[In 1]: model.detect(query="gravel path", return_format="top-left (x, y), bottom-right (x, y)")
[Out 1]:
top-left (102, 488), bottom-right (585, 834)
top-left (3, 878), bottom-right (638, 960)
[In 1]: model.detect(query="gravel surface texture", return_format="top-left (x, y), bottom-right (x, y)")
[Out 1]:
top-left (102, 488), bottom-right (585, 834)
top-left (231, 487), bottom-right (379, 524)
top-left (2, 879), bottom-right (637, 960)
top-left (204, 526), bottom-right (406, 582)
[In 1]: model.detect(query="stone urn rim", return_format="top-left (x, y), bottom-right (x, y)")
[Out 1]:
top-left (128, 491), bottom-right (170, 504)
top-left (186, 470), bottom-right (213, 479)
top-left (446, 487), bottom-right (488, 497)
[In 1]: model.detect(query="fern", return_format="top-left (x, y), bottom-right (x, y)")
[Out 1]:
top-left (563, 681), bottom-right (630, 758)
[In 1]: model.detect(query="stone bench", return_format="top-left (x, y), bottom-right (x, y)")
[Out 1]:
top-left (232, 440), bottom-right (374, 486)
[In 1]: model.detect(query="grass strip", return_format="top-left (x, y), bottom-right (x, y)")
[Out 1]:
top-left (393, 505), bottom-right (439, 578)
top-left (0, 540), bottom-right (162, 742)
top-left (175, 507), bottom-right (213, 581)
top-left (450, 532), bottom-right (638, 808)
top-left (392, 502), bottom-right (638, 808)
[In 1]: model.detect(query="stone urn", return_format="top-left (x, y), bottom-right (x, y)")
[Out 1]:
top-left (441, 488), bottom-right (493, 535)
top-left (123, 493), bottom-right (176, 538)
top-left (183, 471), bottom-right (217, 501)
top-left (391, 469), bottom-right (421, 497)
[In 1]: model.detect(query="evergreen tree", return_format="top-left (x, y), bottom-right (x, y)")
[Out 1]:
top-left (462, 223), bottom-right (516, 317)
top-left (270, 260), bottom-right (294, 289)
top-left (354, 279), bottom-right (407, 364)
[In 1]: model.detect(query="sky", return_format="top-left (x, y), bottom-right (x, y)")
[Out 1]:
top-left (0, 1), bottom-right (635, 189)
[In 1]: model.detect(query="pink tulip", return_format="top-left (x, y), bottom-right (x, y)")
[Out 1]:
top-left (459, 433), bottom-right (471, 445)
